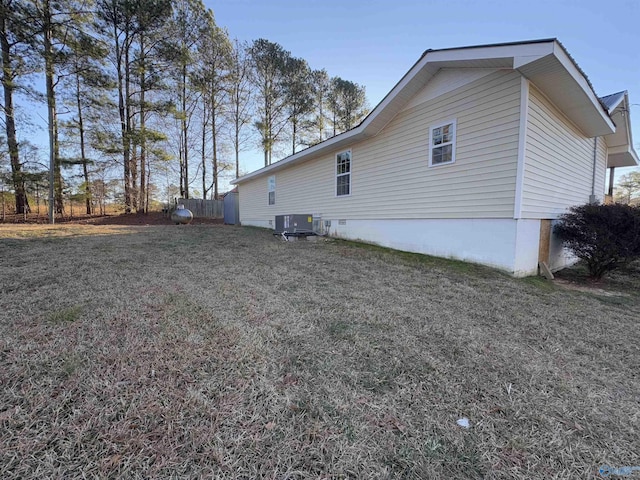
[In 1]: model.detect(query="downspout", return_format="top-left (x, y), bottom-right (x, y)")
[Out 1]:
top-left (589, 137), bottom-right (599, 204)
top-left (608, 167), bottom-right (615, 197)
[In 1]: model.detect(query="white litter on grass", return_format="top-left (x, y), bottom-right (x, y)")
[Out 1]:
top-left (456, 417), bottom-right (470, 429)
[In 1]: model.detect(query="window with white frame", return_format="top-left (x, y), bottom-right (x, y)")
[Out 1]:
top-left (336, 151), bottom-right (351, 196)
top-left (429, 120), bottom-right (456, 166)
top-left (267, 175), bottom-right (275, 205)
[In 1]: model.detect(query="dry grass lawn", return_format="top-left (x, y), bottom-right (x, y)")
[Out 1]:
top-left (1, 223), bottom-right (638, 479)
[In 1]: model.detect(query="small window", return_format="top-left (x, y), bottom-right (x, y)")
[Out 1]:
top-left (267, 175), bottom-right (275, 205)
top-left (429, 120), bottom-right (456, 166)
top-left (336, 151), bottom-right (351, 196)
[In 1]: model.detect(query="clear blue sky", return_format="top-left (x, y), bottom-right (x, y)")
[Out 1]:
top-left (207, 0), bottom-right (640, 179)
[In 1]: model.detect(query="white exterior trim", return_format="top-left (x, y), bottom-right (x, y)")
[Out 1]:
top-left (513, 77), bottom-right (529, 219)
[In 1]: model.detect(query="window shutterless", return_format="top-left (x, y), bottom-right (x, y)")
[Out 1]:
top-left (336, 151), bottom-right (351, 196)
top-left (267, 175), bottom-right (276, 205)
top-left (429, 120), bottom-right (456, 166)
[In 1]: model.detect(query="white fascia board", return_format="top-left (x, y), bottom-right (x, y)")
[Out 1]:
top-left (426, 41), bottom-right (553, 64)
top-left (231, 129), bottom-right (365, 184)
top-left (552, 42), bottom-right (616, 133)
top-left (623, 93), bottom-right (637, 160)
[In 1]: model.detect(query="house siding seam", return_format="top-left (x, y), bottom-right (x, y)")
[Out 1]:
top-left (239, 69), bottom-right (522, 223)
top-left (521, 85), bottom-right (607, 219)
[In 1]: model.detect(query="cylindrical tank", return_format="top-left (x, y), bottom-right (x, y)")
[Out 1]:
top-left (171, 204), bottom-right (193, 225)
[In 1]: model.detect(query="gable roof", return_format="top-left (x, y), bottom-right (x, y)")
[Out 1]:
top-left (600, 91), bottom-right (626, 113)
top-left (600, 90), bottom-right (640, 167)
top-left (233, 39), bottom-right (626, 185)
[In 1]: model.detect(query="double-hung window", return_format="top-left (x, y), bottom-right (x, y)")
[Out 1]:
top-left (336, 150), bottom-right (351, 196)
top-left (267, 175), bottom-right (275, 205)
top-left (429, 120), bottom-right (456, 166)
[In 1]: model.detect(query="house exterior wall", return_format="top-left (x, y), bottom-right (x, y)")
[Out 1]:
top-left (521, 85), bottom-right (608, 219)
top-left (237, 68), bottom-right (608, 277)
top-left (237, 216), bottom-right (541, 277)
top-left (520, 85), bottom-right (608, 272)
top-left (239, 69), bottom-right (522, 226)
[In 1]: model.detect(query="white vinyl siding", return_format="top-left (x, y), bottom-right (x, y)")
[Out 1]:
top-left (521, 85), bottom-right (608, 219)
top-left (239, 70), bottom-right (521, 223)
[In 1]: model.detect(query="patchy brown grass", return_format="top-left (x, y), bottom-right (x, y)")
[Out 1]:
top-left (1, 211), bottom-right (223, 226)
top-left (0, 224), bottom-right (638, 479)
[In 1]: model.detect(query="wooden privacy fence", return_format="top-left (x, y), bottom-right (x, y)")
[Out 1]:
top-left (176, 198), bottom-right (224, 218)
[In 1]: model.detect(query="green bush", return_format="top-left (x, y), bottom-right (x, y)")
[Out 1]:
top-left (554, 203), bottom-right (640, 280)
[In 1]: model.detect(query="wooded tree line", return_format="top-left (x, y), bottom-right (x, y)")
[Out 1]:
top-left (0, 0), bottom-right (369, 218)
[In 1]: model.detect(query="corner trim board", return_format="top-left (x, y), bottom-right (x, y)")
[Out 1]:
top-left (513, 76), bottom-right (529, 219)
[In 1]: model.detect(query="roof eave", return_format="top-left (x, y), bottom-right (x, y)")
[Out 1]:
top-left (233, 39), bottom-right (618, 185)
top-left (231, 127), bottom-right (370, 184)
top-left (607, 146), bottom-right (640, 168)
top-left (515, 41), bottom-right (615, 137)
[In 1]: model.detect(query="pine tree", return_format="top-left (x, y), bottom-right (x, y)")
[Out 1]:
top-left (96, 0), bottom-right (171, 213)
top-left (193, 14), bottom-right (231, 199)
top-left (328, 77), bottom-right (368, 135)
top-left (283, 56), bottom-right (313, 155)
top-left (309, 68), bottom-right (329, 145)
top-left (60, 32), bottom-right (111, 214)
top-left (226, 38), bottom-right (252, 179)
top-left (163, 0), bottom-right (209, 199)
top-left (249, 38), bottom-right (290, 166)
top-left (0, 0), bottom-right (34, 214)
top-left (131, 0), bottom-right (171, 212)
top-left (28, 0), bottom-right (92, 220)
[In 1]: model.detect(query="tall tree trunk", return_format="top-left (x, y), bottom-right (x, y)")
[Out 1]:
top-left (332, 110), bottom-right (336, 137)
top-left (263, 92), bottom-right (269, 167)
top-left (0, 15), bottom-right (28, 215)
top-left (114, 16), bottom-right (131, 213)
top-left (292, 116), bottom-right (297, 155)
top-left (318, 100), bottom-right (324, 143)
top-left (42, 0), bottom-right (62, 218)
top-left (75, 69), bottom-right (91, 214)
top-left (211, 98), bottom-right (218, 200)
top-left (235, 122), bottom-right (239, 178)
top-left (181, 63), bottom-right (189, 199)
top-left (179, 145), bottom-right (184, 198)
top-left (125, 34), bottom-right (134, 212)
top-left (131, 137), bottom-right (138, 211)
top-left (139, 106), bottom-right (145, 213)
top-left (201, 101), bottom-right (206, 200)
top-left (145, 155), bottom-right (150, 213)
top-left (138, 34), bottom-right (146, 214)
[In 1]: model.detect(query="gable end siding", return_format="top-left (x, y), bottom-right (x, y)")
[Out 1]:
top-left (239, 70), bottom-right (522, 223)
top-left (521, 85), bottom-right (607, 219)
